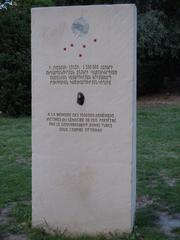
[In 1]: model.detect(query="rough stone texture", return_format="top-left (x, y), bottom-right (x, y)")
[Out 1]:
top-left (32, 4), bottom-right (136, 234)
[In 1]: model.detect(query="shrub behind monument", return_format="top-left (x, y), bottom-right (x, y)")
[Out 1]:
top-left (0, 0), bottom-right (53, 116)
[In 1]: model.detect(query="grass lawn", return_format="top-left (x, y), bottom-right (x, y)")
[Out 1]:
top-left (0, 101), bottom-right (180, 240)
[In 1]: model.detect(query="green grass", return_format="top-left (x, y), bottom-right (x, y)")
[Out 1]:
top-left (137, 106), bottom-right (180, 213)
top-left (0, 117), bottom-right (31, 207)
top-left (0, 104), bottom-right (180, 240)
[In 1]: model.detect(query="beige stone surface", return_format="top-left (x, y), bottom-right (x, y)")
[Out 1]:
top-left (32, 4), bottom-right (136, 234)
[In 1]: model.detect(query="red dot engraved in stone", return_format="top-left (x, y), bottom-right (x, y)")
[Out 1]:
top-left (83, 44), bottom-right (86, 48)
top-left (64, 47), bottom-right (67, 51)
top-left (70, 43), bottom-right (74, 47)
top-left (93, 38), bottom-right (97, 42)
top-left (79, 54), bottom-right (82, 57)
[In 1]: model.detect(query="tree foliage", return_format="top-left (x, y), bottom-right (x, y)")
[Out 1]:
top-left (0, 0), bottom-right (53, 116)
top-left (137, 0), bottom-right (180, 94)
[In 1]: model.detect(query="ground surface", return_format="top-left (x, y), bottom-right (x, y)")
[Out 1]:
top-left (0, 95), bottom-right (180, 240)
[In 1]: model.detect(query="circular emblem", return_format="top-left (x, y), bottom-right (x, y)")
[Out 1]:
top-left (72, 17), bottom-right (89, 38)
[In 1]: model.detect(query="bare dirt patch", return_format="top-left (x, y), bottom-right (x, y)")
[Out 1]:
top-left (0, 202), bottom-right (29, 240)
top-left (15, 157), bottom-right (31, 165)
top-left (0, 203), bottom-right (15, 225)
top-left (2, 234), bottom-right (27, 240)
top-left (147, 179), bottom-right (159, 188)
top-left (159, 170), bottom-right (176, 187)
top-left (138, 94), bottom-right (180, 107)
top-left (136, 195), bottom-right (155, 209)
top-left (157, 212), bottom-right (180, 237)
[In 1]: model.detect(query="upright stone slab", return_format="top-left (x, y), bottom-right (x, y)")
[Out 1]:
top-left (32, 4), bottom-right (136, 234)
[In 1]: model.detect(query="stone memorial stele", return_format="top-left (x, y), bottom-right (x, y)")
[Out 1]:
top-left (32, 4), bottom-right (137, 235)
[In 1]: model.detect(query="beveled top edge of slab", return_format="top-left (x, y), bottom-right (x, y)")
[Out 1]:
top-left (31, 4), bottom-right (136, 12)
